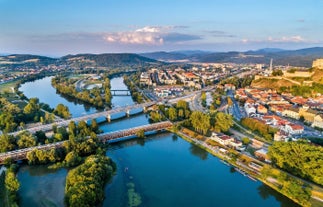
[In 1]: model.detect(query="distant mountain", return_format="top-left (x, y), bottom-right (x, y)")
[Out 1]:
top-left (61, 53), bottom-right (157, 67)
top-left (247, 48), bottom-right (286, 54)
top-left (143, 47), bottom-right (323, 67)
top-left (140, 51), bottom-right (188, 61)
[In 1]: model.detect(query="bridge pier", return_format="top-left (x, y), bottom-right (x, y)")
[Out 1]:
top-left (107, 114), bottom-right (111, 122)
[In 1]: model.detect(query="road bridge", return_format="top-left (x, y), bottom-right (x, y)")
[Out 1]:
top-left (110, 89), bottom-right (131, 96)
top-left (9, 102), bottom-right (156, 136)
top-left (0, 121), bottom-right (172, 164)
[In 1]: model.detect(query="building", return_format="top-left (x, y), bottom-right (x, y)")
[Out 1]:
top-left (244, 103), bottom-right (256, 117)
top-left (282, 107), bottom-right (300, 120)
top-left (140, 72), bottom-right (152, 86)
top-left (312, 114), bottom-right (323, 129)
top-left (257, 104), bottom-right (268, 114)
top-left (210, 133), bottom-right (233, 146)
top-left (312, 58), bottom-right (323, 69)
top-left (251, 139), bottom-right (264, 149)
top-left (299, 105), bottom-right (319, 123)
top-left (254, 148), bottom-right (270, 162)
top-left (229, 138), bottom-right (243, 149)
top-left (283, 124), bottom-right (304, 135)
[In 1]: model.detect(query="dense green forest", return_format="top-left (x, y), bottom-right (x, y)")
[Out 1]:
top-left (268, 141), bottom-right (323, 185)
top-left (65, 154), bottom-right (116, 207)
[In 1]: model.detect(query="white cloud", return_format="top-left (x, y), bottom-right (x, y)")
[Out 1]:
top-left (241, 35), bottom-right (305, 44)
top-left (267, 35), bottom-right (305, 43)
top-left (103, 26), bottom-right (200, 45)
top-left (103, 26), bottom-right (166, 45)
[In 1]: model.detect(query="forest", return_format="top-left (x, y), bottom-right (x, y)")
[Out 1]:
top-left (268, 140), bottom-right (323, 185)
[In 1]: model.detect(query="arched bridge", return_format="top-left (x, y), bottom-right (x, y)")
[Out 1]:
top-left (9, 101), bottom-right (156, 136)
top-left (0, 121), bottom-right (172, 164)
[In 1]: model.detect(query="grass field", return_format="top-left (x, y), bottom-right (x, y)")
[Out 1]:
top-left (0, 80), bottom-right (19, 93)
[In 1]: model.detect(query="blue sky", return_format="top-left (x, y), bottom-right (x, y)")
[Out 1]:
top-left (0, 0), bottom-right (322, 56)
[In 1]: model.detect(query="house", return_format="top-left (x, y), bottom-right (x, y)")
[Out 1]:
top-left (255, 148), bottom-right (270, 162)
top-left (251, 139), bottom-right (264, 149)
top-left (244, 103), bottom-right (256, 117)
top-left (211, 133), bottom-right (233, 146)
top-left (274, 130), bottom-right (288, 142)
top-left (257, 104), bottom-right (268, 114)
top-left (299, 105), bottom-right (319, 123)
top-left (312, 114), bottom-right (323, 129)
top-left (283, 124), bottom-right (304, 135)
top-left (224, 84), bottom-right (236, 91)
top-left (282, 107), bottom-right (300, 120)
top-left (229, 138), bottom-right (243, 149)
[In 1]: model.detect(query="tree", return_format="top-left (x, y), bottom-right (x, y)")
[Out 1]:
top-left (0, 134), bottom-right (16, 152)
top-left (213, 112), bottom-right (233, 132)
top-left (190, 111), bottom-right (210, 135)
top-left (23, 97), bottom-right (40, 115)
top-left (17, 132), bottom-right (37, 149)
top-left (241, 137), bottom-right (251, 145)
top-left (90, 119), bottom-right (99, 133)
top-left (272, 69), bottom-right (283, 76)
top-left (54, 104), bottom-right (71, 119)
top-left (269, 140), bottom-right (323, 185)
top-left (136, 129), bottom-right (145, 138)
top-left (168, 107), bottom-right (177, 121)
top-left (5, 170), bottom-right (20, 192)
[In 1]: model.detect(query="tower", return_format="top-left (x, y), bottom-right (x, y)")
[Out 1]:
top-left (269, 58), bottom-right (273, 71)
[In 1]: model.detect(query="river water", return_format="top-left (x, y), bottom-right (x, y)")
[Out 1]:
top-left (17, 76), bottom-right (299, 207)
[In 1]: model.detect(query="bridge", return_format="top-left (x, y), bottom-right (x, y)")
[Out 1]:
top-left (0, 121), bottom-right (172, 164)
top-left (110, 89), bottom-right (131, 96)
top-left (9, 101), bottom-right (156, 136)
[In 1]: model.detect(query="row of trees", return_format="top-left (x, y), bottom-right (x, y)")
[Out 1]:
top-left (241, 118), bottom-right (277, 141)
top-left (52, 75), bottom-right (111, 108)
top-left (123, 74), bottom-right (144, 103)
top-left (64, 154), bottom-right (116, 207)
top-left (268, 140), bottom-right (323, 185)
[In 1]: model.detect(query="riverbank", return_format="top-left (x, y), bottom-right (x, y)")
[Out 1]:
top-left (172, 127), bottom-right (322, 207)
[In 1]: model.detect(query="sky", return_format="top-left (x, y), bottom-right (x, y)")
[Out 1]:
top-left (0, 0), bottom-right (323, 56)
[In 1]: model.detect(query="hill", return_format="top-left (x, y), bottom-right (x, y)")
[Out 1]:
top-left (0, 54), bottom-right (57, 69)
top-left (61, 53), bottom-right (158, 67)
top-left (251, 68), bottom-right (323, 89)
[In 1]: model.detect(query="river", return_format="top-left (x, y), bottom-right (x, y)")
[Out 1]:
top-left (17, 76), bottom-right (299, 207)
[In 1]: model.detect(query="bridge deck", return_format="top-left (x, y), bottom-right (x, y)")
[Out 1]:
top-left (0, 121), bottom-right (172, 164)
top-left (9, 101), bottom-right (156, 136)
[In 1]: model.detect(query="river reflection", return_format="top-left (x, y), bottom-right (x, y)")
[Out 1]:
top-left (17, 76), bottom-right (299, 207)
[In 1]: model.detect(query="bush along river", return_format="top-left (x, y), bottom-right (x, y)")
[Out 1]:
top-left (16, 76), bottom-right (299, 207)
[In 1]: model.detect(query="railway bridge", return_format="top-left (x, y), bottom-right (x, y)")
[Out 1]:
top-left (0, 121), bottom-right (172, 164)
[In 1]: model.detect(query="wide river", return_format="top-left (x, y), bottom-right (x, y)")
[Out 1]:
top-left (17, 76), bottom-right (299, 207)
